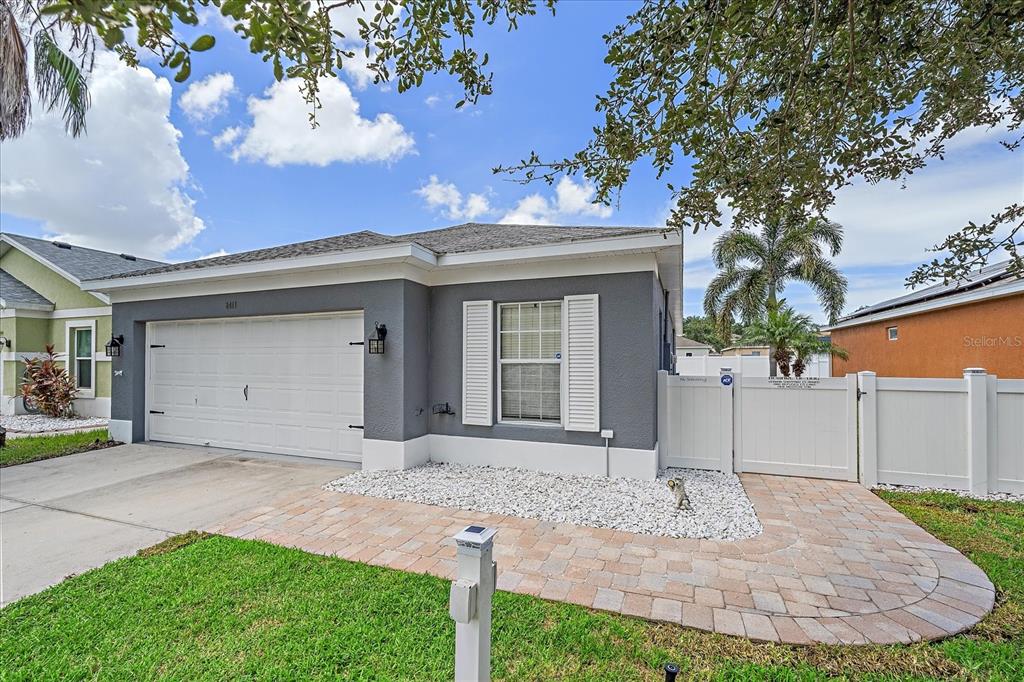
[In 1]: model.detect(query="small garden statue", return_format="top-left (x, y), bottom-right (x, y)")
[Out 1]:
top-left (666, 477), bottom-right (690, 510)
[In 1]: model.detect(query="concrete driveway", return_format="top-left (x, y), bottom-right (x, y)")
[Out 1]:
top-left (0, 442), bottom-right (355, 606)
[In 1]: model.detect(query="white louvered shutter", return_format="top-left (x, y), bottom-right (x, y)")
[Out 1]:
top-left (562, 294), bottom-right (600, 432)
top-left (462, 300), bottom-right (494, 426)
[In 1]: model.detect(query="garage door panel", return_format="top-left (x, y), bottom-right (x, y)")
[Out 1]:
top-left (148, 313), bottom-right (363, 461)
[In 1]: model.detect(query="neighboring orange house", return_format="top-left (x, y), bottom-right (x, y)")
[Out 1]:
top-left (827, 261), bottom-right (1024, 378)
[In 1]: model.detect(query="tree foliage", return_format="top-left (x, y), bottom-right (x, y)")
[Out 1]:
top-left (703, 213), bottom-right (848, 337)
top-left (6, 0), bottom-right (554, 130)
top-left (1, 0), bottom-right (94, 139)
top-left (497, 0), bottom-right (1023, 284)
top-left (679, 314), bottom-right (737, 351)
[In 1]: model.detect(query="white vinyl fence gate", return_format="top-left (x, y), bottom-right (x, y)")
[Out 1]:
top-left (657, 368), bottom-right (1024, 495)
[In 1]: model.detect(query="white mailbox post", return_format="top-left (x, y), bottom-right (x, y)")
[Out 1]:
top-left (450, 525), bottom-right (497, 682)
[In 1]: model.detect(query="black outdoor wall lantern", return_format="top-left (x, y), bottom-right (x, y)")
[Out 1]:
top-left (105, 334), bottom-right (124, 357)
top-left (368, 322), bottom-right (387, 354)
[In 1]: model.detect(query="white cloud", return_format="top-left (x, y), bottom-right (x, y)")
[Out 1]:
top-left (415, 175), bottom-right (491, 220)
top-left (179, 72), bottom-right (236, 122)
top-left (212, 125), bottom-right (242, 150)
top-left (499, 177), bottom-right (613, 224)
top-left (328, 4), bottom-right (387, 90)
top-left (0, 50), bottom-right (204, 259)
top-left (827, 142), bottom-right (1021, 268)
top-left (222, 77), bottom-right (414, 166)
top-left (198, 248), bottom-right (229, 259)
top-left (424, 95), bottom-right (441, 108)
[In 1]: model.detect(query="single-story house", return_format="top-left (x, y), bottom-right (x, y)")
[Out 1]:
top-left (675, 335), bottom-right (713, 357)
top-left (827, 260), bottom-right (1023, 378)
top-left (1, 233), bottom-right (164, 416)
top-left (83, 223), bottom-right (681, 479)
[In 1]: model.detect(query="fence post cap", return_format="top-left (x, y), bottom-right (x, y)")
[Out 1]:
top-left (857, 370), bottom-right (876, 376)
top-left (719, 367), bottom-right (733, 373)
top-left (963, 367), bottom-right (987, 375)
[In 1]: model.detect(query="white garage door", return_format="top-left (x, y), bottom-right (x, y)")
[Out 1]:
top-left (147, 312), bottom-right (364, 462)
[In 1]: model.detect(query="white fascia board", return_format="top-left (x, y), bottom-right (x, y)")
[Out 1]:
top-left (84, 242), bottom-right (439, 292)
top-left (436, 231), bottom-right (676, 268)
top-left (826, 278), bottom-right (1024, 331)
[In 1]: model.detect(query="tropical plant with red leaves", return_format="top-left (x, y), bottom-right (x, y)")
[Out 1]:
top-left (19, 344), bottom-right (77, 417)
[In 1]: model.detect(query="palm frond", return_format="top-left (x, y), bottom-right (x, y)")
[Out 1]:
top-left (711, 229), bottom-right (767, 269)
top-left (34, 30), bottom-right (90, 137)
top-left (0, 2), bottom-right (30, 140)
top-left (788, 258), bottom-right (848, 323)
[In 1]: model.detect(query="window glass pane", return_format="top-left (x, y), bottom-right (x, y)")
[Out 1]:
top-left (501, 391), bottom-right (520, 420)
top-left (519, 331), bottom-right (541, 359)
top-left (520, 391), bottom-right (542, 420)
top-left (500, 305), bottom-right (519, 331)
top-left (519, 303), bottom-right (540, 331)
top-left (500, 333), bottom-right (519, 359)
top-left (75, 329), bottom-right (92, 358)
top-left (76, 359), bottom-right (92, 389)
top-left (541, 301), bottom-right (561, 330)
top-left (541, 392), bottom-right (560, 421)
top-left (521, 364), bottom-right (541, 391)
top-left (541, 331), bottom-right (561, 358)
top-left (501, 364), bottom-right (520, 388)
top-left (541, 363), bottom-right (561, 388)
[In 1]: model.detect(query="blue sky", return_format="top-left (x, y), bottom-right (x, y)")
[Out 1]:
top-left (2, 2), bottom-right (1020, 323)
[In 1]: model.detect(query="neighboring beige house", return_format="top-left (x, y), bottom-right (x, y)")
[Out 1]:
top-left (675, 335), bottom-right (713, 357)
top-left (0, 233), bottom-right (163, 417)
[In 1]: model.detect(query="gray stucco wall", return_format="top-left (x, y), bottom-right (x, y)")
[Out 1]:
top-left (111, 279), bottom-right (430, 443)
top-left (427, 271), bottom-right (660, 451)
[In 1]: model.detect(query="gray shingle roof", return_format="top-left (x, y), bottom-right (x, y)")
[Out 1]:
top-left (0, 269), bottom-right (54, 308)
top-left (86, 223), bottom-right (669, 281)
top-left (2, 233), bottom-right (166, 281)
top-left (840, 260), bottom-right (1016, 322)
top-left (399, 223), bottom-right (668, 254)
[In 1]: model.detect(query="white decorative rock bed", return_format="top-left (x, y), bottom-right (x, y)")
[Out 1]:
top-left (326, 464), bottom-right (763, 541)
top-left (0, 415), bottom-right (108, 434)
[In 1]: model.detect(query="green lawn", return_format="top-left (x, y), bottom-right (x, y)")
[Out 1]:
top-left (0, 493), bottom-right (1021, 681)
top-left (0, 429), bottom-right (111, 467)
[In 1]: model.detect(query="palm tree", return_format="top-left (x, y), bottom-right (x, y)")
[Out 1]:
top-left (740, 302), bottom-right (813, 378)
top-left (791, 331), bottom-right (849, 378)
top-left (1, 0), bottom-right (92, 140)
top-left (703, 212), bottom-right (848, 375)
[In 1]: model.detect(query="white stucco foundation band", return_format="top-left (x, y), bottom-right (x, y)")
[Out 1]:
top-left (364, 434), bottom-right (658, 480)
top-left (107, 419), bottom-right (133, 444)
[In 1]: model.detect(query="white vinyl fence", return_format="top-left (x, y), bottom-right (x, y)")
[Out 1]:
top-left (658, 367), bottom-right (1023, 494)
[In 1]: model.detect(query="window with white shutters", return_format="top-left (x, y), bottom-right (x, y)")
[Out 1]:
top-left (562, 294), bottom-right (600, 432)
top-left (462, 300), bottom-right (494, 425)
top-left (499, 301), bottom-right (562, 424)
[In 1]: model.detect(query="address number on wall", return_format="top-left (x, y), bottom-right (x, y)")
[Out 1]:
top-left (225, 300), bottom-right (238, 310)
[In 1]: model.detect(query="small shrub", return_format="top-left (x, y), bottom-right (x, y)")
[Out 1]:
top-left (19, 344), bottom-right (78, 417)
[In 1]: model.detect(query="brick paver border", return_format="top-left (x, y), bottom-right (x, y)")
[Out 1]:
top-left (210, 473), bottom-right (994, 645)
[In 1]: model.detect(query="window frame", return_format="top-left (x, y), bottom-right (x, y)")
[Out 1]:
top-left (497, 300), bottom-right (563, 427)
top-left (65, 319), bottom-right (96, 398)
top-left (887, 326), bottom-right (899, 341)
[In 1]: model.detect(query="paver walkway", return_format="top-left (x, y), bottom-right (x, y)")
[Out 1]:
top-left (210, 473), bottom-right (994, 645)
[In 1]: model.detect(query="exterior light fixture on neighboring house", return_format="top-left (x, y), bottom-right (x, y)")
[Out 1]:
top-left (368, 322), bottom-right (387, 354)
top-left (105, 334), bottom-right (124, 357)
top-left (0, 335), bottom-right (9, 349)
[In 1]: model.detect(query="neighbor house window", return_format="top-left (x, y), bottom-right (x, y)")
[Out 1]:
top-left (499, 301), bottom-right (561, 424)
top-left (66, 321), bottom-right (95, 396)
top-left (887, 326), bottom-right (898, 341)
top-left (73, 327), bottom-right (93, 389)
